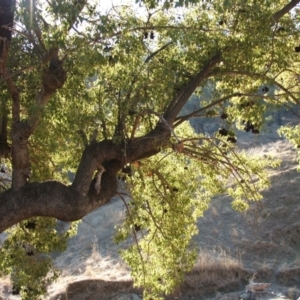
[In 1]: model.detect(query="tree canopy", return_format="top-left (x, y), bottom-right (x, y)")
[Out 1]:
top-left (0, 0), bottom-right (300, 299)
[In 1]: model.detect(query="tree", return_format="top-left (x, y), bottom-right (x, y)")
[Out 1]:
top-left (0, 0), bottom-right (299, 299)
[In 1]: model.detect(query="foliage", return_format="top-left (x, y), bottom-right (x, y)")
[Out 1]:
top-left (115, 124), bottom-right (279, 299)
top-left (0, 0), bottom-right (299, 299)
top-left (0, 218), bottom-right (79, 299)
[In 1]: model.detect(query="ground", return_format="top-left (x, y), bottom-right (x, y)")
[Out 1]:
top-left (1, 110), bottom-right (300, 300)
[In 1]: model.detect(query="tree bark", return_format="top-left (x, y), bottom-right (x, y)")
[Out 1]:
top-left (0, 122), bottom-right (173, 233)
top-left (0, 102), bottom-right (10, 157)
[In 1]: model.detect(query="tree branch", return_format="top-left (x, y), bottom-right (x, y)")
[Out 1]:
top-left (174, 93), bottom-right (242, 127)
top-left (67, 0), bottom-right (88, 31)
top-left (0, 161), bottom-right (118, 234)
top-left (209, 70), bottom-right (300, 105)
top-left (15, 0), bottom-right (85, 132)
top-left (1, 0), bottom-right (297, 242)
top-left (144, 41), bottom-right (173, 63)
top-left (0, 102), bottom-right (10, 158)
top-left (72, 121), bottom-right (171, 196)
top-left (0, 0), bottom-right (15, 75)
top-left (163, 52), bottom-right (223, 124)
top-left (27, 51), bottom-right (67, 133)
top-left (272, 0), bottom-right (300, 23)
top-left (5, 76), bottom-right (32, 191)
top-left (0, 119), bottom-right (172, 233)
top-left (0, 65), bottom-right (36, 83)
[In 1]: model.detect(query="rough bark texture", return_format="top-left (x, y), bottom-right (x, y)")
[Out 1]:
top-left (0, 104), bottom-right (10, 157)
top-left (0, 123), bottom-right (173, 233)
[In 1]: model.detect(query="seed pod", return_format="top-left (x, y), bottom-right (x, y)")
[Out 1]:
top-left (25, 221), bottom-right (36, 230)
top-left (134, 224), bottom-right (141, 232)
top-left (218, 128), bottom-right (228, 136)
top-left (220, 112), bottom-right (228, 119)
top-left (122, 165), bottom-right (132, 175)
top-left (12, 286), bottom-right (20, 295)
top-left (244, 126), bottom-right (250, 132)
top-left (244, 121), bottom-right (254, 132)
top-left (227, 136), bottom-right (237, 143)
top-left (173, 142), bottom-right (184, 153)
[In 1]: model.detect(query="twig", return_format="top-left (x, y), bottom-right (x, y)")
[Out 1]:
top-left (145, 41), bottom-right (173, 63)
top-left (0, 66), bottom-right (36, 83)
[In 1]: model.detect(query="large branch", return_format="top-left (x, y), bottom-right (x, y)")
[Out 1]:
top-left (4, 50), bottom-right (66, 190)
top-left (5, 0), bottom-right (84, 189)
top-left (149, 0), bottom-right (298, 127)
top-left (272, 0), bottom-right (300, 23)
top-left (0, 160), bottom-right (120, 234)
top-left (163, 52), bottom-right (222, 124)
top-left (0, 121), bottom-right (172, 233)
top-left (0, 101), bottom-right (10, 158)
top-left (72, 123), bottom-right (171, 194)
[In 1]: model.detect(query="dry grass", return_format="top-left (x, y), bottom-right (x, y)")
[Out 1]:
top-left (3, 114), bottom-right (300, 299)
top-left (189, 248), bottom-right (246, 287)
top-left (166, 249), bottom-right (249, 300)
